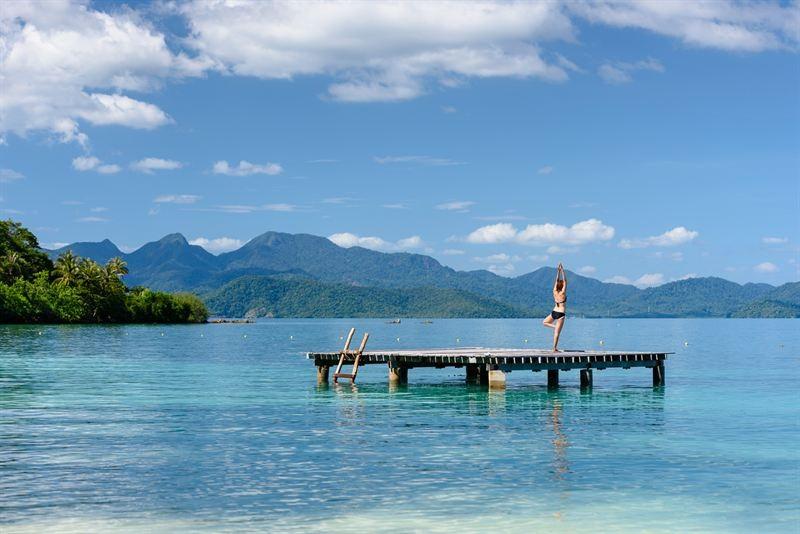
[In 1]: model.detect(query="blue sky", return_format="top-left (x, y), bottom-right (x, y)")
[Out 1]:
top-left (1, 0), bottom-right (798, 286)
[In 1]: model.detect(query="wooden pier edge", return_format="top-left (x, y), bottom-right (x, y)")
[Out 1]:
top-left (311, 341), bottom-right (670, 388)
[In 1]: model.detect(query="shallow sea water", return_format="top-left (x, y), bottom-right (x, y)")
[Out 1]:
top-left (1, 318), bottom-right (798, 533)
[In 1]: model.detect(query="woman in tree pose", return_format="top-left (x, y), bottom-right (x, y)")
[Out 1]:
top-left (542, 263), bottom-right (567, 352)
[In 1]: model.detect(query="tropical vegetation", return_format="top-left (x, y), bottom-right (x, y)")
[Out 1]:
top-left (0, 220), bottom-right (207, 323)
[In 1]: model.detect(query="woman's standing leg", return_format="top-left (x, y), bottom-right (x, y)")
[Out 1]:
top-left (553, 317), bottom-right (565, 351)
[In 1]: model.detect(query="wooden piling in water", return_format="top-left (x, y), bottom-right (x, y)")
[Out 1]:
top-left (488, 370), bottom-right (506, 389)
top-left (653, 362), bottom-right (665, 387)
top-left (580, 369), bottom-right (593, 388)
top-left (388, 364), bottom-right (408, 385)
top-left (548, 369), bottom-right (559, 389)
top-left (317, 365), bottom-right (330, 384)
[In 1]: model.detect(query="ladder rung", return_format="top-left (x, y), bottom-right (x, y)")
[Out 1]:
top-left (334, 373), bottom-right (355, 379)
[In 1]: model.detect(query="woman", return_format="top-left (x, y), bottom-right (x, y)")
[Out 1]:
top-left (542, 263), bottom-right (567, 352)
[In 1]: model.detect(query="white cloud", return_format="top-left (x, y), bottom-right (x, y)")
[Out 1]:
top-left (466, 219), bottom-right (614, 246)
top-left (597, 58), bottom-right (664, 84)
top-left (182, 1), bottom-right (575, 103)
top-left (154, 194), bottom-right (201, 204)
top-left (90, 207), bottom-right (108, 213)
top-left (263, 203), bottom-right (298, 212)
top-left (442, 249), bottom-right (465, 256)
top-left (132, 158), bottom-right (183, 174)
top-left (466, 223), bottom-right (518, 244)
top-left (619, 227), bottom-right (698, 249)
top-left (474, 253), bottom-right (520, 264)
top-left (212, 160), bottom-right (283, 176)
top-left (474, 214), bottom-right (527, 221)
top-left (382, 203), bottom-right (408, 210)
top-left (0, 1), bottom-right (198, 143)
top-left (77, 216), bottom-right (108, 223)
top-left (754, 262), bottom-right (778, 273)
top-left (72, 156), bottom-right (120, 174)
top-left (529, 254), bottom-right (550, 262)
top-left (72, 157), bottom-right (100, 171)
top-left (604, 273), bottom-right (665, 288)
top-left (189, 237), bottom-right (244, 254)
top-left (537, 165), bottom-right (554, 175)
top-left (436, 200), bottom-right (475, 211)
top-left (375, 155), bottom-right (466, 166)
top-left (0, 168), bottom-right (24, 182)
top-left (487, 263), bottom-right (516, 277)
top-left (97, 164), bottom-right (121, 175)
top-left (328, 232), bottom-right (425, 252)
top-left (762, 237), bottom-right (788, 245)
top-left (570, 1), bottom-right (800, 53)
top-left (578, 265), bottom-right (597, 275)
top-left (442, 105), bottom-right (457, 114)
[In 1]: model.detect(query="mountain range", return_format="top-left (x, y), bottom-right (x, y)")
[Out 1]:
top-left (46, 231), bottom-right (800, 318)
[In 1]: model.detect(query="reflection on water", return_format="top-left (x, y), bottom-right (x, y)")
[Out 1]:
top-left (1, 319), bottom-right (798, 532)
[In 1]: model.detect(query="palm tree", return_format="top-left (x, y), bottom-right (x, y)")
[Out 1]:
top-left (54, 250), bottom-right (80, 287)
top-left (105, 257), bottom-right (128, 278)
top-left (2, 251), bottom-right (23, 282)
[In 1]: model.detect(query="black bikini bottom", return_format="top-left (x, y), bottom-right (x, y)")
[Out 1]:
top-left (550, 310), bottom-right (566, 320)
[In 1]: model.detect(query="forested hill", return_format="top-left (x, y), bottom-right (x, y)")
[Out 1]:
top-left (46, 230), bottom-right (799, 318)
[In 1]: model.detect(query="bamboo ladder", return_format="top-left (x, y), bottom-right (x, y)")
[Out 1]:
top-left (332, 327), bottom-right (370, 383)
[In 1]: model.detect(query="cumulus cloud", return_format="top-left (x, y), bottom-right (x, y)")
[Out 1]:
top-left (71, 156), bottom-right (120, 174)
top-left (754, 262), bottom-right (778, 273)
top-left (182, 1), bottom-right (575, 102)
top-left (212, 160), bottom-right (283, 176)
top-left (132, 158), bottom-right (183, 174)
top-left (570, 1), bottom-right (800, 53)
top-left (442, 249), bottom-right (465, 255)
top-left (375, 155), bottom-right (466, 166)
top-left (604, 273), bottom-right (665, 288)
top-left (154, 194), bottom-right (201, 204)
top-left (77, 216), bottom-right (108, 223)
top-left (189, 237), bottom-right (244, 254)
top-left (329, 232), bottom-right (424, 252)
top-left (466, 219), bottom-right (615, 246)
top-left (0, 168), bottom-right (24, 182)
top-left (578, 265), bottom-right (597, 275)
top-left (762, 237), bottom-right (788, 244)
top-left (474, 253), bottom-right (520, 264)
top-left (0, 1), bottom-right (201, 143)
top-left (619, 227), bottom-right (698, 249)
top-left (597, 57), bottom-right (664, 84)
top-left (436, 200), bottom-right (475, 211)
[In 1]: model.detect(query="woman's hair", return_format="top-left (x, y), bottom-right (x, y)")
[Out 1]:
top-left (556, 280), bottom-right (564, 291)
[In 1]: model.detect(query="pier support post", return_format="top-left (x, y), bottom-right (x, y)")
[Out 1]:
top-left (478, 366), bottom-right (490, 386)
top-left (316, 364), bottom-right (330, 384)
top-left (653, 362), bottom-right (665, 387)
top-left (488, 370), bottom-right (506, 389)
top-left (388, 364), bottom-right (408, 385)
top-left (466, 364), bottom-right (479, 382)
top-left (580, 369), bottom-right (593, 389)
top-left (547, 369), bottom-right (559, 389)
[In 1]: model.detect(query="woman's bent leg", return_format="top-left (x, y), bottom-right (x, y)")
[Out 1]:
top-left (543, 313), bottom-right (554, 329)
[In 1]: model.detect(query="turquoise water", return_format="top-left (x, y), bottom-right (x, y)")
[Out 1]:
top-left (1, 319), bottom-right (798, 533)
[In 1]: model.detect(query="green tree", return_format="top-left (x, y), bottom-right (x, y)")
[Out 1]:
top-left (0, 219), bottom-right (53, 283)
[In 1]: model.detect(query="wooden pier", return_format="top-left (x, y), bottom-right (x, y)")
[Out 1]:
top-left (308, 333), bottom-right (669, 389)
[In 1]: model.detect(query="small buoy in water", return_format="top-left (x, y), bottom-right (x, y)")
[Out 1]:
top-left (524, 339), bottom-right (528, 343)
top-left (38, 331), bottom-right (42, 335)
top-left (161, 333), bottom-right (165, 337)
top-left (290, 335), bottom-right (293, 340)
top-left (599, 340), bottom-right (604, 345)
top-left (243, 334), bottom-right (247, 339)
top-left (396, 337), bottom-right (400, 342)
top-left (200, 334), bottom-right (204, 338)
top-left (684, 341), bottom-right (689, 346)
top-left (456, 338), bottom-right (460, 343)
top-left (339, 336), bottom-right (343, 340)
